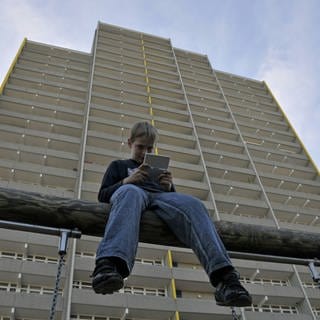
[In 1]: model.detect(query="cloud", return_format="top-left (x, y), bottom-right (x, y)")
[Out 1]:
top-left (1, 2), bottom-right (56, 82)
top-left (257, 1), bottom-right (320, 169)
top-left (1, 1), bottom-right (88, 48)
top-left (1, 0), bottom-right (319, 169)
top-left (0, 0), bottom-right (92, 83)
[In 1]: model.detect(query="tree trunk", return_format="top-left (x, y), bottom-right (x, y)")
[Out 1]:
top-left (0, 187), bottom-right (319, 260)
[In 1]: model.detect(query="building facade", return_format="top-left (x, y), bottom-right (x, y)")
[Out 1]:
top-left (0, 22), bottom-right (319, 320)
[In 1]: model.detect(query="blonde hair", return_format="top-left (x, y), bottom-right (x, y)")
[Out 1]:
top-left (129, 121), bottom-right (158, 143)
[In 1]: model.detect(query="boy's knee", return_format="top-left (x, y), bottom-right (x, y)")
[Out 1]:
top-left (119, 184), bottom-right (141, 193)
top-left (167, 193), bottom-right (205, 212)
top-left (177, 193), bottom-right (203, 206)
top-left (111, 184), bottom-right (144, 201)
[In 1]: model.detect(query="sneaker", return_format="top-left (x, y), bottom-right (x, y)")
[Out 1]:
top-left (91, 258), bottom-right (124, 294)
top-left (215, 270), bottom-right (252, 307)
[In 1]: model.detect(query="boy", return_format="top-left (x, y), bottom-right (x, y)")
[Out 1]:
top-left (92, 121), bottom-right (252, 307)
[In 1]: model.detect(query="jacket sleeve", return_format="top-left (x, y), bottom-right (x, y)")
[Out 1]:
top-left (98, 161), bottom-right (124, 203)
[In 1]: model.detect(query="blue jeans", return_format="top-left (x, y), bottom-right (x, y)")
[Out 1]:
top-left (96, 184), bottom-right (232, 278)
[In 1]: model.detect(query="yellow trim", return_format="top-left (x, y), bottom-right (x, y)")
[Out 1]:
top-left (167, 250), bottom-right (176, 298)
top-left (0, 37), bottom-right (27, 95)
top-left (167, 249), bottom-right (173, 267)
top-left (141, 37), bottom-right (154, 123)
top-left (167, 250), bottom-right (180, 320)
top-left (171, 278), bottom-right (177, 299)
top-left (141, 35), bottom-right (159, 147)
top-left (263, 81), bottom-right (319, 175)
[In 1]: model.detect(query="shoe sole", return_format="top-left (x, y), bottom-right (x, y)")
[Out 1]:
top-left (92, 275), bottom-right (124, 295)
top-left (216, 294), bottom-right (252, 307)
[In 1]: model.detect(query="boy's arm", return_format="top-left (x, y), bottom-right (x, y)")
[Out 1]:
top-left (98, 161), bottom-right (125, 203)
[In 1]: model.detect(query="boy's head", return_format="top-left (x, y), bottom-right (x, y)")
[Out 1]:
top-left (128, 121), bottom-right (158, 163)
top-left (129, 121), bottom-right (158, 143)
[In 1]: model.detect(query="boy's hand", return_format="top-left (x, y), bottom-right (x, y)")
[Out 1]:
top-left (122, 164), bottom-right (150, 185)
top-left (159, 171), bottom-right (173, 191)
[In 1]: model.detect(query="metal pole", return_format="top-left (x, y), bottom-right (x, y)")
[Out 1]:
top-left (0, 219), bottom-right (81, 239)
top-left (229, 251), bottom-right (320, 267)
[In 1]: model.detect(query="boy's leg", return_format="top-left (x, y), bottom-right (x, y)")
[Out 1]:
top-left (93, 184), bottom-right (149, 294)
top-left (151, 192), bottom-right (252, 307)
top-left (151, 192), bottom-right (231, 275)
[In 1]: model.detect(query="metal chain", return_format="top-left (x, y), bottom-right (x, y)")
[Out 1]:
top-left (231, 307), bottom-right (241, 320)
top-left (49, 253), bottom-right (65, 320)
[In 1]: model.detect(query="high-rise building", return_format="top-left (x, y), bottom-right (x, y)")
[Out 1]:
top-left (0, 21), bottom-right (319, 320)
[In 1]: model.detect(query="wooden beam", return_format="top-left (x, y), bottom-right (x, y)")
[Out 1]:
top-left (0, 187), bottom-right (319, 260)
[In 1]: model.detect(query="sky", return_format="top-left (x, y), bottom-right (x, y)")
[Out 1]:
top-left (1, 0), bottom-right (319, 170)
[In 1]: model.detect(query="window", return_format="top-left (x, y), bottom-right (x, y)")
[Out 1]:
top-left (0, 282), bottom-right (17, 292)
top-left (29, 285), bottom-right (42, 294)
top-left (241, 277), bottom-right (289, 286)
top-left (135, 257), bottom-right (163, 266)
top-left (26, 254), bottom-right (58, 264)
top-left (244, 304), bottom-right (298, 314)
top-left (47, 257), bottom-right (59, 264)
top-left (145, 288), bottom-right (166, 296)
top-left (0, 283), bottom-right (61, 295)
top-left (73, 281), bottom-right (92, 290)
top-left (75, 251), bottom-right (96, 258)
top-left (0, 251), bottom-right (23, 260)
top-left (70, 316), bottom-right (120, 320)
top-left (313, 308), bottom-right (320, 316)
top-left (120, 285), bottom-right (167, 297)
top-left (302, 281), bottom-right (319, 289)
top-left (34, 256), bottom-right (46, 262)
top-left (42, 287), bottom-right (55, 295)
top-left (15, 318), bottom-right (46, 320)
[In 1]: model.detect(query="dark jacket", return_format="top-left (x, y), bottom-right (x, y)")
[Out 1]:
top-left (98, 159), bottom-right (175, 203)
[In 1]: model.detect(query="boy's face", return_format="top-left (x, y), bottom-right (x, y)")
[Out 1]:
top-left (128, 136), bottom-right (154, 163)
